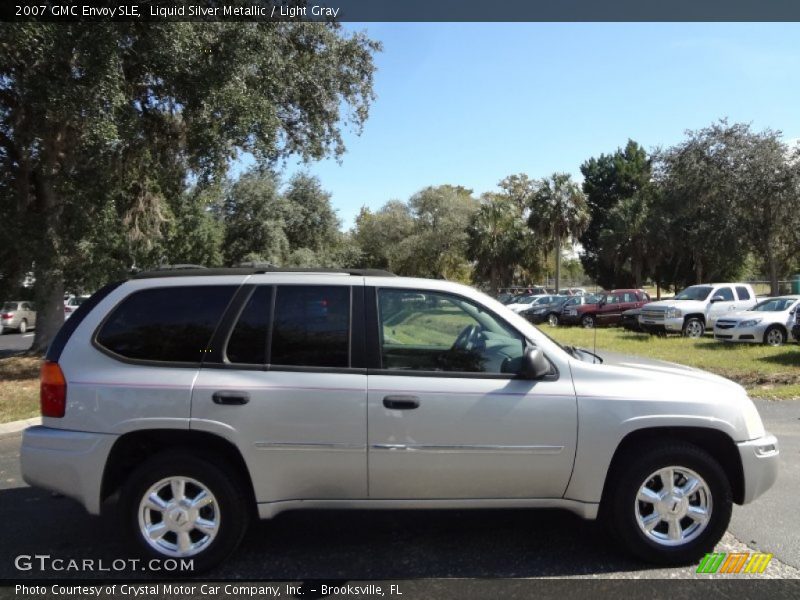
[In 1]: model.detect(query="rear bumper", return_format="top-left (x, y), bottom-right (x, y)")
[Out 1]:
top-left (20, 426), bottom-right (118, 515)
top-left (737, 433), bottom-right (779, 505)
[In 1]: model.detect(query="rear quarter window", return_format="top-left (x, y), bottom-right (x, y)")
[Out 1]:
top-left (95, 286), bottom-right (237, 363)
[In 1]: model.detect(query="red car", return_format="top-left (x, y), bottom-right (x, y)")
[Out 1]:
top-left (561, 289), bottom-right (650, 328)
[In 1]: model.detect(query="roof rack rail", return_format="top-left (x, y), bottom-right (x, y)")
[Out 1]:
top-left (132, 267), bottom-right (396, 279)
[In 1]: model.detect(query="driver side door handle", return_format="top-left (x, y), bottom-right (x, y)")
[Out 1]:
top-left (383, 395), bottom-right (420, 410)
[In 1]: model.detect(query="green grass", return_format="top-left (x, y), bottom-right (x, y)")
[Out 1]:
top-left (0, 357), bottom-right (41, 423)
top-left (544, 326), bottom-right (800, 400)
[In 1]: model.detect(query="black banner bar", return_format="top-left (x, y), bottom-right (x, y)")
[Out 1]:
top-left (3, 0), bottom-right (800, 23)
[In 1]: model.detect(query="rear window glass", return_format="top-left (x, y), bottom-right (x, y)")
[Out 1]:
top-left (226, 286), bottom-right (272, 365)
top-left (96, 286), bottom-right (236, 363)
top-left (270, 286), bottom-right (350, 368)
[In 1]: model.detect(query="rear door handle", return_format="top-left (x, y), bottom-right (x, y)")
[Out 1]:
top-left (383, 395), bottom-right (420, 410)
top-left (212, 391), bottom-right (250, 405)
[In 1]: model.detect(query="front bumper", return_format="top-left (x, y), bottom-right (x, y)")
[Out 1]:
top-left (714, 324), bottom-right (763, 343)
top-left (737, 433), bottom-right (779, 504)
top-left (20, 426), bottom-right (118, 515)
top-left (639, 315), bottom-right (684, 333)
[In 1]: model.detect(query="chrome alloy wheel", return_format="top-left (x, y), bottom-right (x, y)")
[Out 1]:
top-left (765, 328), bottom-right (785, 346)
top-left (548, 313), bottom-right (559, 326)
top-left (683, 320), bottom-right (703, 338)
top-left (138, 476), bottom-right (220, 557)
top-left (634, 466), bottom-right (712, 546)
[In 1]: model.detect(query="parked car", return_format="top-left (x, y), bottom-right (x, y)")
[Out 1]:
top-left (20, 268), bottom-right (778, 570)
top-left (713, 296), bottom-right (800, 346)
top-left (639, 284), bottom-right (757, 338)
top-left (64, 295), bottom-right (91, 320)
top-left (561, 289), bottom-right (650, 328)
top-left (520, 295), bottom-right (571, 325)
top-left (0, 300), bottom-right (36, 334)
top-left (620, 307), bottom-right (644, 332)
top-left (505, 294), bottom-right (550, 313)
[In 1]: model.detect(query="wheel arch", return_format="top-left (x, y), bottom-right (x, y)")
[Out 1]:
top-left (763, 323), bottom-right (788, 343)
top-left (600, 426), bottom-right (744, 506)
top-left (101, 429), bottom-right (256, 515)
top-left (683, 313), bottom-right (706, 325)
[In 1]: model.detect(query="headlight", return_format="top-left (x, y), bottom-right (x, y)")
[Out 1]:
top-left (665, 307), bottom-right (682, 319)
top-left (738, 319), bottom-right (762, 328)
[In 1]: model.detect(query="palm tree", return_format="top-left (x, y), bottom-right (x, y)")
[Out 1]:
top-left (467, 194), bottom-right (525, 290)
top-left (527, 173), bottom-right (590, 292)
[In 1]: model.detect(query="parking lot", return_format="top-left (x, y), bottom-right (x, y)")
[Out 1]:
top-left (0, 399), bottom-right (797, 581)
top-left (0, 332), bottom-right (33, 357)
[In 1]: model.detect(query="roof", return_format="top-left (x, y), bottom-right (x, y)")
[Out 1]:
top-left (132, 266), bottom-right (396, 280)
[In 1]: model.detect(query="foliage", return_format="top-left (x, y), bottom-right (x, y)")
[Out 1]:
top-left (0, 22), bottom-right (380, 351)
top-left (579, 140), bottom-right (653, 288)
top-left (527, 173), bottom-right (589, 291)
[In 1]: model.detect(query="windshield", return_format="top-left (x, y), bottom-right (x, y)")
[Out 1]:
top-left (752, 298), bottom-right (798, 312)
top-left (674, 285), bottom-right (713, 301)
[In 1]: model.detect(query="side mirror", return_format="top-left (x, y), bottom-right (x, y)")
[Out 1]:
top-left (521, 347), bottom-right (551, 379)
top-left (710, 295), bottom-right (725, 303)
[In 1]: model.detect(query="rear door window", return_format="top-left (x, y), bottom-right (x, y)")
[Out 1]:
top-left (226, 286), bottom-right (273, 365)
top-left (716, 287), bottom-right (735, 301)
top-left (736, 286), bottom-right (751, 301)
top-left (96, 286), bottom-right (237, 363)
top-left (270, 286), bottom-right (350, 368)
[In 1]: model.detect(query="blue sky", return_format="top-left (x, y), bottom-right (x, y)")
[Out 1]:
top-left (234, 23), bottom-right (800, 229)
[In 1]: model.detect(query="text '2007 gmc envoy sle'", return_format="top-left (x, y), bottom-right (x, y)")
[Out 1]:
top-left (20, 268), bottom-right (779, 571)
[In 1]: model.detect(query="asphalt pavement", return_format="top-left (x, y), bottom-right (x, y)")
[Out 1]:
top-left (0, 331), bottom-right (33, 357)
top-left (0, 400), bottom-right (797, 582)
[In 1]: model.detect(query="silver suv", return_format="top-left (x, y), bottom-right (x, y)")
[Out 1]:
top-left (21, 268), bottom-right (779, 571)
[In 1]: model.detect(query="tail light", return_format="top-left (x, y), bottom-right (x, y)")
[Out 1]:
top-left (1, 313), bottom-right (12, 319)
top-left (40, 361), bottom-right (67, 418)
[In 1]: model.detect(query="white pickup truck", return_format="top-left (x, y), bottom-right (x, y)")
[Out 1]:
top-left (639, 283), bottom-right (758, 338)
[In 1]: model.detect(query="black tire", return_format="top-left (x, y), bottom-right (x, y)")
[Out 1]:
top-left (547, 313), bottom-right (559, 327)
top-left (763, 325), bottom-right (786, 347)
top-left (18, 319), bottom-right (27, 334)
top-left (120, 450), bottom-right (250, 573)
top-left (581, 314), bottom-right (595, 329)
top-left (603, 440), bottom-right (732, 565)
top-left (682, 317), bottom-right (705, 338)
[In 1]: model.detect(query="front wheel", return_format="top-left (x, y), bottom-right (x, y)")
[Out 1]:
top-left (604, 441), bottom-right (732, 565)
top-left (581, 314), bottom-right (595, 329)
top-left (121, 451), bottom-right (250, 573)
top-left (682, 318), bottom-right (704, 338)
top-left (547, 313), bottom-right (559, 327)
top-left (763, 325), bottom-right (786, 347)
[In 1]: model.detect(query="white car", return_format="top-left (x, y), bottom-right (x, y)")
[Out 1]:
top-left (505, 294), bottom-right (550, 313)
top-left (714, 296), bottom-right (800, 346)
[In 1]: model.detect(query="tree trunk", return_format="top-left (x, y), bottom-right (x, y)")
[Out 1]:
top-left (767, 248), bottom-right (779, 296)
top-left (29, 169), bottom-right (65, 355)
top-left (554, 232), bottom-right (561, 293)
top-left (30, 266), bottom-right (65, 355)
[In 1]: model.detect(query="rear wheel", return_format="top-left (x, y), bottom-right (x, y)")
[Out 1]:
top-left (763, 325), bottom-right (786, 347)
top-left (121, 451), bottom-right (250, 573)
top-left (682, 318), bottom-right (704, 338)
top-left (547, 313), bottom-right (559, 327)
top-left (581, 314), bottom-right (595, 329)
top-left (604, 441), bottom-right (731, 565)
top-left (18, 319), bottom-right (27, 334)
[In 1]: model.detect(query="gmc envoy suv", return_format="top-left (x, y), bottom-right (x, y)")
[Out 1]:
top-left (21, 268), bottom-right (779, 571)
